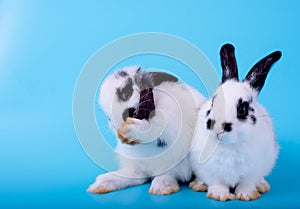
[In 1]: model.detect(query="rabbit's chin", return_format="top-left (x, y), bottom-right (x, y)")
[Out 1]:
top-left (210, 131), bottom-right (242, 145)
top-left (218, 138), bottom-right (247, 146)
top-left (218, 138), bottom-right (236, 145)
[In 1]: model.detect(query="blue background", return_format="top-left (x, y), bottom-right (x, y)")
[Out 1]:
top-left (1, 0), bottom-right (299, 208)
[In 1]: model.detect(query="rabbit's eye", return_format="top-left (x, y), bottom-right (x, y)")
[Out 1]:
top-left (118, 71), bottom-right (128, 77)
top-left (237, 98), bottom-right (249, 120)
top-left (222, 122), bottom-right (232, 132)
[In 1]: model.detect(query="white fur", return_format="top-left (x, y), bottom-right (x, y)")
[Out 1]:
top-left (190, 80), bottom-right (279, 200)
top-left (88, 66), bottom-right (206, 194)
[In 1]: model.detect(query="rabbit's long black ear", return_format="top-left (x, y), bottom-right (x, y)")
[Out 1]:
top-left (220, 43), bottom-right (239, 83)
top-left (151, 72), bottom-right (178, 86)
top-left (244, 51), bottom-right (282, 92)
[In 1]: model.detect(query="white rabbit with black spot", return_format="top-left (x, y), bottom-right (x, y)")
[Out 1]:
top-left (190, 44), bottom-right (281, 201)
top-left (88, 66), bottom-right (206, 195)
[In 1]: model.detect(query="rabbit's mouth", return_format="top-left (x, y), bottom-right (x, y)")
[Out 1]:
top-left (216, 131), bottom-right (224, 140)
top-left (214, 132), bottom-right (235, 144)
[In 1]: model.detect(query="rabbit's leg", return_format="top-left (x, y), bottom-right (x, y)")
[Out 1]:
top-left (87, 171), bottom-right (147, 194)
top-left (149, 174), bottom-right (179, 195)
top-left (189, 177), bottom-right (207, 192)
top-left (235, 179), bottom-right (261, 201)
top-left (256, 177), bottom-right (270, 193)
top-left (206, 183), bottom-right (235, 201)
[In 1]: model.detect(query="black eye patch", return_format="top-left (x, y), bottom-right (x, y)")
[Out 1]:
top-left (236, 98), bottom-right (254, 120)
top-left (207, 119), bottom-right (216, 130)
top-left (222, 122), bottom-right (232, 132)
top-left (116, 78), bottom-right (134, 102)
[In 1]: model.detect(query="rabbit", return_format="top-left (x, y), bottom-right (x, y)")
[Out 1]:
top-left (87, 66), bottom-right (206, 195)
top-left (189, 44), bottom-right (281, 201)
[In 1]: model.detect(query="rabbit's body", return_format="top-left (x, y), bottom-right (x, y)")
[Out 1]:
top-left (190, 81), bottom-right (279, 200)
top-left (115, 82), bottom-right (203, 180)
top-left (190, 44), bottom-right (281, 201)
top-left (88, 66), bottom-right (206, 194)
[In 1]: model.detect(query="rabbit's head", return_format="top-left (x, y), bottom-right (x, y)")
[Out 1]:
top-left (99, 66), bottom-right (178, 129)
top-left (205, 44), bottom-right (281, 144)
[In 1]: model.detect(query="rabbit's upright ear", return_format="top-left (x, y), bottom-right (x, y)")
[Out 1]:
top-left (151, 72), bottom-right (178, 86)
top-left (244, 51), bottom-right (282, 93)
top-left (220, 43), bottom-right (239, 83)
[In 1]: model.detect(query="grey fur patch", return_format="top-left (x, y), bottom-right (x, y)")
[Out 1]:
top-left (116, 78), bottom-right (134, 102)
top-left (156, 138), bottom-right (167, 148)
top-left (118, 71), bottom-right (129, 77)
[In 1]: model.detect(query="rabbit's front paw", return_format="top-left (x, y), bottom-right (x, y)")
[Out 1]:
top-left (256, 178), bottom-right (270, 193)
top-left (87, 174), bottom-right (115, 194)
top-left (149, 175), bottom-right (179, 195)
top-left (117, 118), bottom-right (151, 145)
top-left (189, 179), bottom-right (207, 192)
top-left (235, 184), bottom-right (260, 201)
top-left (206, 184), bottom-right (235, 201)
top-left (87, 183), bottom-right (112, 194)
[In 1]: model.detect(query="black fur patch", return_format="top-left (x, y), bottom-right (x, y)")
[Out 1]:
top-left (116, 78), bottom-right (134, 102)
top-left (237, 98), bottom-right (249, 120)
top-left (250, 115), bottom-right (257, 124)
top-left (206, 109), bottom-right (211, 117)
top-left (132, 88), bottom-right (155, 120)
top-left (237, 98), bottom-right (255, 121)
top-left (122, 107), bottom-right (136, 121)
top-left (207, 119), bottom-right (216, 130)
top-left (156, 138), bottom-right (167, 148)
top-left (222, 122), bottom-right (232, 132)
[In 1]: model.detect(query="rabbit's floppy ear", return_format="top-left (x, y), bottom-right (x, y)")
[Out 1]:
top-left (135, 71), bottom-right (178, 90)
top-left (220, 43), bottom-right (239, 83)
top-left (151, 72), bottom-right (178, 86)
top-left (244, 51), bottom-right (282, 93)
